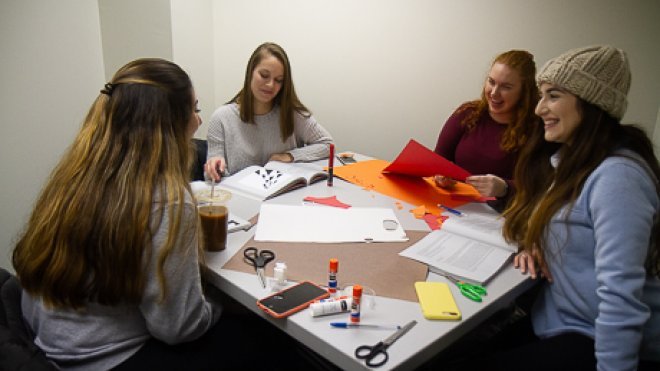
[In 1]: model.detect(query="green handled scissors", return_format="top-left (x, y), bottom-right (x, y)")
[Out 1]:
top-left (445, 275), bottom-right (487, 302)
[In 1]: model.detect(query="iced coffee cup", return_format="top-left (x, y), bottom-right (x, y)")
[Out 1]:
top-left (195, 187), bottom-right (231, 252)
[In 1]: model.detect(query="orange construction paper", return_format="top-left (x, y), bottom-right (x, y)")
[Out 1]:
top-left (411, 205), bottom-right (427, 219)
top-left (333, 159), bottom-right (481, 215)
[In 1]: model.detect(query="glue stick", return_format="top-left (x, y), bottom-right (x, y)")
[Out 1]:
top-left (350, 284), bottom-right (363, 323)
top-left (328, 258), bottom-right (338, 297)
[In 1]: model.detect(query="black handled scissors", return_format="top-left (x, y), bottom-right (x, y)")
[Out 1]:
top-left (355, 320), bottom-right (417, 367)
top-left (243, 247), bottom-right (275, 288)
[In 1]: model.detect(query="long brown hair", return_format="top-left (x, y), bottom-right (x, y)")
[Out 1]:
top-left (231, 42), bottom-right (310, 141)
top-left (12, 58), bottom-right (199, 308)
top-left (503, 101), bottom-right (660, 277)
top-left (458, 50), bottom-right (538, 152)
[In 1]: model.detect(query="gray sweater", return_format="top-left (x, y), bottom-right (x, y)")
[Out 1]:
top-left (21, 191), bottom-right (221, 370)
top-left (207, 103), bottom-right (333, 175)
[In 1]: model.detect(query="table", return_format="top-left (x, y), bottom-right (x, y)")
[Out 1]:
top-left (201, 167), bottom-right (533, 370)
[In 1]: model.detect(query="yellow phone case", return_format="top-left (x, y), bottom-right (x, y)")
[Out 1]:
top-left (414, 282), bottom-right (461, 320)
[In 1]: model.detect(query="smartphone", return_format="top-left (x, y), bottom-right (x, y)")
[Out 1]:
top-left (337, 154), bottom-right (356, 165)
top-left (257, 281), bottom-right (330, 318)
top-left (414, 282), bottom-right (461, 320)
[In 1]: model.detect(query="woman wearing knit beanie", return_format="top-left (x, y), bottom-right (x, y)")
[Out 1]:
top-left (489, 46), bottom-right (660, 370)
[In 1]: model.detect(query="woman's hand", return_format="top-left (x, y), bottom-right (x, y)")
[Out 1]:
top-left (204, 156), bottom-right (226, 182)
top-left (269, 153), bottom-right (293, 163)
top-left (434, 175), bottom-right (457, 189)
top-left (465, 174), bottom-right (508, 197)
top-left (513, 247), bottom-right (553, 282)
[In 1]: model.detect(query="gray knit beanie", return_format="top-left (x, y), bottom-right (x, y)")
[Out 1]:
top-left (536, 45), bottom-right (631, 120)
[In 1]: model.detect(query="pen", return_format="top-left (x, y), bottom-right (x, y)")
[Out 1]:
top-left (438, 204), bottom-right (467, 217)
top-left (330, 322), bottom-right (401, 330)
top-left (327, 143), bottom-right (334, 187)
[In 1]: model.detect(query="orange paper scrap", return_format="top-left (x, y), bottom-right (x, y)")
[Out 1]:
top-left (411, 205), bottom-right (427, 219)
top-left (423, 214), bottom-right (442, 230)
top-left (333, 159), bottom-right (480, 215)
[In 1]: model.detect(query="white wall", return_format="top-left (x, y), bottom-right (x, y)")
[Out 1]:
top-left (0, 1), bottom-right (105, 271)
top-left (98, 0), bottom-right (173, 81)
top-left (170, 0), bottom-right (215, 139)
top-left (211, 0), bottom-right (660, 161)
top-left (1, 0), bottom-right (659, 271)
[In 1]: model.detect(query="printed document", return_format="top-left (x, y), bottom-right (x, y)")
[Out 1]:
top-left (399, 213), bottom-right (518, 284)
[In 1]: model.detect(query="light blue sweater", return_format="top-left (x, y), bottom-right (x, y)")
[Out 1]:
top-left (532, 151), bottom-right (660, 371)
top-left (207, 103), bottom-right (333, 175)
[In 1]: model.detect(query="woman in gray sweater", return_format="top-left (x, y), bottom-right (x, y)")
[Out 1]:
top-left (12, 58), bottom-right (293, 370)
top-left (205, 42), bottom-right (334, 180)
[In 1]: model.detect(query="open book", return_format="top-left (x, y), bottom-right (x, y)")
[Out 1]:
top-left (399, 212), bottom-right (517, 284)
top-left (219, 161), bottom-right (328, 200)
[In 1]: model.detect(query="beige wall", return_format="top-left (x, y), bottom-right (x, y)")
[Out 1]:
top-left (98, 0), bottom-right (173, 81)
top-left (1, 0), bottom-right (659, 271)
top-left (0, 0), bottom-right (105, 271)
top-left (211, 0), bottom-right (660, 161)
top-left (170, 0), bottom-right (215, 139)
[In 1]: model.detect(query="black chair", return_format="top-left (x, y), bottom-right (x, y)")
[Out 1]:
top-left (191, 138), bottom-right (207, 181)
top-left (0, 268), bottom-right (57, 370)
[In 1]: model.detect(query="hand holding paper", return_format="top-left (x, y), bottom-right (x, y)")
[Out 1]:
top-left (382, 139), bottom-right (471, 181)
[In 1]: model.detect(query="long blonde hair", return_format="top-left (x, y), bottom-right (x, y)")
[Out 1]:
top-left (13, 58), bottom-right (199, 308)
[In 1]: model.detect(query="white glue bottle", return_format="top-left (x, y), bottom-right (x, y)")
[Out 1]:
top-left (309, 297), bottom-right (353, 317)
top-left (273, 262), bottom-right (287, 288)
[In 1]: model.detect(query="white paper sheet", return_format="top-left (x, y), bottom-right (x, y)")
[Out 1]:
top-left (254, 204), bottom-right (408, 243)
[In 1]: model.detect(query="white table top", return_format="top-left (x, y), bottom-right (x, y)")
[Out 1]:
top-left (202, 171), bottom-right (533, 370)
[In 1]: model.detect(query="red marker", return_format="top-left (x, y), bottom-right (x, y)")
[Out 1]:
top-left (327, 143), bottom-right (334, 186)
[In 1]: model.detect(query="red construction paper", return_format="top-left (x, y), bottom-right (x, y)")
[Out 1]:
top-left (303, 195), bottom-right (351, 209)
top-left (382, 139), bottom-right (471, 181)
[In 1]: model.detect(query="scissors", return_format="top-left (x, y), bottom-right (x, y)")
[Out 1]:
top-left (355, 320), bottom-right (417, 367)
top-left (243, 247), bottom-right (275, 288)
top-left (445, 275), bottom-right (487, 302)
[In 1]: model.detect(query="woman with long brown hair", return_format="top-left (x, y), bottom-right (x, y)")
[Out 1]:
top-left (493, 45), bottom-right (659, 370)
top-left (205, 42), bottom-right (334, 181)
top-left (12, 58), bottom-right (268, 370)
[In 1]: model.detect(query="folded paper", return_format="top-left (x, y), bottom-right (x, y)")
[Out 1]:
top-left (383, 139), bottom-right (471, 181)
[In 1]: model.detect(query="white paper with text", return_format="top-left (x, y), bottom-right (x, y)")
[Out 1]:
top-left (399, 213), bottom-right (517, 284)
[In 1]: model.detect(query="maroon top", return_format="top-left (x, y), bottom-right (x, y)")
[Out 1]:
top-left (434, 105), bottom-right (516, 181)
